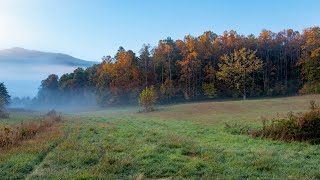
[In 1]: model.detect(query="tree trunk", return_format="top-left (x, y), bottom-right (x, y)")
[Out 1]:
top-left (243, 74), bottom-right (246, 100)
top-left (145, 58), bottom-right (148, 86)
top-left (168, 55), bottom-right (172, 82)
top-left (161, 64), bottom-right (164, 84)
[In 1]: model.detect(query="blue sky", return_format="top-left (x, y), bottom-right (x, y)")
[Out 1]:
top-left (0, 0), bottom-right (319, 61)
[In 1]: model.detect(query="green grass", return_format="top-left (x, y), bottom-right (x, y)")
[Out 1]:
top-left (1, 95), bottom-right (320, 179)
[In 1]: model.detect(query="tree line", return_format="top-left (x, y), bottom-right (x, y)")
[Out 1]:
top-left (35, 27), bottom-right (320, 106)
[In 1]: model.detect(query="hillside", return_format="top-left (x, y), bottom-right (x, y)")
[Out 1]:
top-left (0, 47), bottom-right (95, 66)
top-left (0, 47), bottom-right (98, 97)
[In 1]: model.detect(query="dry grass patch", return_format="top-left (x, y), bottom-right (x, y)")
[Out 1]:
top-left (0, 110), bottom-right (62, 149)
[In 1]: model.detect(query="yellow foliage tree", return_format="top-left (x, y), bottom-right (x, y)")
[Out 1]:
top-left (139, 86), bottom-right (157, 112)
top-left (217, 48), bottom-right (262, 100)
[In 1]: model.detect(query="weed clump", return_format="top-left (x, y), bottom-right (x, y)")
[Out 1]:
top-left (0, 110), bottom-right (62, 148)
top-left (251, 101), bottom-right (320, 144)
top-left (224, 122), bottom-right (251, 135)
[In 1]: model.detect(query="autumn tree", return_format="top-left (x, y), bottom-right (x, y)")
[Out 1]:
top-left (217, 48), bottom-right (263, 100)
top-left (139, 86), bottom-right (157, 112)
top-left (298, 27), bottom-right (320, 93)
top-left (177, 35), bottom-right (201, 99)
top-left (154, 38), bottom-right (180, 101)
top-left (156, 38), bottom-right (179, 82)
top-left (196, 31), bottom-right (217, 62)
top-left (154, 39), bottom-right (171, 84)
top-left (97, 48), bottom-right (141, 104)
top-left (96, 60), bottom-right (114, 105)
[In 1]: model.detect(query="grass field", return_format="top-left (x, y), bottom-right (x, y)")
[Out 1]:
top-left (1, 95), bottom-right (320, 179)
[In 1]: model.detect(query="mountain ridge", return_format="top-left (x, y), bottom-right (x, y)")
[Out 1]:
top-left (0, 47), bottom-right (97, 66)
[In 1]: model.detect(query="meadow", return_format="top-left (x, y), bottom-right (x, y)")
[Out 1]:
top-left (0, 95), bottom-right (320, 179)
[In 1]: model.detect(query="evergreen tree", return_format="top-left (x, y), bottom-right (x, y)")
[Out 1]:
top-left (0, 82), bottom-right (10, 110)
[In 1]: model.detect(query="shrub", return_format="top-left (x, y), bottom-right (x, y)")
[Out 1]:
top-left (0, 110), bottom-right (62, 149)
top-left (45, 109), bottom-right (62, 122)
top-left (139, 86), bottom-right (157, 112)
top-left (251, 101), bottom-right (320, 144)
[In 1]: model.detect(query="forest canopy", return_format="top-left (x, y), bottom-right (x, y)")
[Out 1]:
top-left (35, 27), bottom-right (320, 106)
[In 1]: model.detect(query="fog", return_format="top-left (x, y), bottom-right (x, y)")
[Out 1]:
top-left (7, 81), bottom-right (101, 113)
top-left (36, 97), bottom-right (100, 113)
top-left (0, 47), bottom-right (97, 100)
top-left (1, 64), bottom-right (81, 98)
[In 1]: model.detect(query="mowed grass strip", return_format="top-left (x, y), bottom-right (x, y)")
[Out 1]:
top-left (1, 95), bottom-right (320, 179)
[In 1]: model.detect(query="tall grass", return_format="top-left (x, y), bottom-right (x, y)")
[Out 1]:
top-left (251, 100), bottom-right (320, 144)
top-left (0, 110), bottom-right (62, 148)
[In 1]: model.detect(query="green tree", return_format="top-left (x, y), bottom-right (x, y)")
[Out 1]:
top-left (38, 74), bottom-right (60, 104)
top-left (0, 82), bottom-right (10, 110)
top-left (139, 86), bottom-right (157, 112)
top-left (217, 48), bottom-right (263, 100)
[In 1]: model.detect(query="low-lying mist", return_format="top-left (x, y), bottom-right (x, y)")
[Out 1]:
top-left (2, 64), bottom-right (82, 98)
top-left (9, 95), bottom-right (101, 113)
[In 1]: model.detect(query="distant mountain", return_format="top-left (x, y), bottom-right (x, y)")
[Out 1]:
top-left (0, 47), bottom-right (95, 67)
top-left (0, 47), bottom-right (98, 97)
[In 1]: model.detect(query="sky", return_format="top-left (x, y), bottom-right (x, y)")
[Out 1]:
top-left (0, 0), bottom-right (319, 61)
